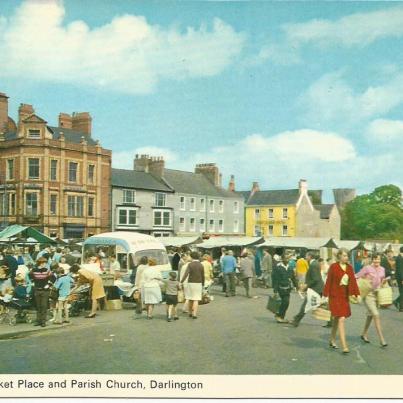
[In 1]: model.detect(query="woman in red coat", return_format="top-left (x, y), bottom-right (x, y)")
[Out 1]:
top-left (323, 248), bottom-right (360, 353)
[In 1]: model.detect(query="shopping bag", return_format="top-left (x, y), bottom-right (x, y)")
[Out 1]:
top-left (266, 295), bottom-right (281, 314)
top-left (377, 286), bottom-right (393, 307)
top-left (177, 290), bottom-right (185, 303)
top-left (304, 288), bottom-right (321, 313)
top-left (312, 307), bottom-right (331, 321)
top-left (357, 278), bottom-right (372, 299)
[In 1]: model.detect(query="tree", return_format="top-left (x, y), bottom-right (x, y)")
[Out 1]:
top-left (341, 185), bottom-right (403, 241)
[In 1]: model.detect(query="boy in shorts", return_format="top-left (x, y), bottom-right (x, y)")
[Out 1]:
top-left (165, 271), bottom-right (181, 322)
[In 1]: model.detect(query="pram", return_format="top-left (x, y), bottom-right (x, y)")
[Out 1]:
top-left (0, 297), bottom-right (34, 326)
top-left (68, 284), bottom-right (91, 317)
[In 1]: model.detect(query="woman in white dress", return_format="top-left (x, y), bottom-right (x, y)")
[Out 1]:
top-left (141, 258), bottom-right (163, 319)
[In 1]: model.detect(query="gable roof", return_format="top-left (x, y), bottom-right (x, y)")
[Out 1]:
top-left (314, 204), bottom-right (335, 219)
top-left (163, 169), bottom-right (240, 198)
top-left (22, 114), bottom-right (47, 124)
top-left (112, 168), bottom-right (173, 192)
top-left (243, 189), bottom-right (301, 206)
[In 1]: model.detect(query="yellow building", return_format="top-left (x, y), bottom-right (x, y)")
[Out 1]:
top-left (239, 180), bottom-right (341, 238)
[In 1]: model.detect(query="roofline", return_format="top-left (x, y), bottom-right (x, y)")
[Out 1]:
top-left (112, 184), bottom-right (174, 193)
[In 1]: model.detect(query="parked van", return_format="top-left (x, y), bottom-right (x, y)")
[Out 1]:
top-left (82, 232), bottom-right (171, 278)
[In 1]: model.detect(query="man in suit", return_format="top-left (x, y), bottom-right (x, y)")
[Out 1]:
top-left (393, 246), bottom-right (403, 312)
top-left (291, 251), bottom-right (324, 327)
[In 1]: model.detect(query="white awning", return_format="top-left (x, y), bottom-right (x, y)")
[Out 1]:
top-left (160, 236), bottom-right (202, 247)
top-left (259, 237), bottom-right (337, 250)
top-left (197, 236), bottom-right (264, 249)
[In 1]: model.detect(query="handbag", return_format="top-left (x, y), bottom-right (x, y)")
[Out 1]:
top-left (312, 307), bottom-right (331, 321)
top-left (177, 290), bottom-right (185, 303)
top-left (357, 277), bottom-right (372, 299)
top-left (266, 295), bottom-right (281, 314)
top-left (376, 286), bottom-right (393, 307)
top-left (49, 286), bottom-right (59, 301)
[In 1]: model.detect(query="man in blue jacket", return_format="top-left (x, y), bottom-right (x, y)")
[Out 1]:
top-left (221, 250), bottom-right (237, 297)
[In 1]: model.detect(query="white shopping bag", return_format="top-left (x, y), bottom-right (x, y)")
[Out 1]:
top-left (304, 288), bottom-right (322, 313)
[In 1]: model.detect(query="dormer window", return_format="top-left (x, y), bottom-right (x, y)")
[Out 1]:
top-left (28, 129), bottom-right (41, 139)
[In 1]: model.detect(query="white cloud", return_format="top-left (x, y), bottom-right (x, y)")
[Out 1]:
top-left (283, 6), bottom-right (403, 48)
top-left (367, 119), bottom-right (403, 143)
top-left (0, 1), bottom-right (245, 94)
top-left (300, 71), bottom-right (403, 125)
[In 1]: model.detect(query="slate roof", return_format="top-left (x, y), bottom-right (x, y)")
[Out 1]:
top-left (163, 169), bottom-right (240, 198)
top-left (240, 189), bottom-right (301, 206)
top-left (112, 168), bottom-right (173, 192)
top-left (314, 204), bottom-right (335, 219)
top-left (237, 191), bottom-right (251, 202)
top-left (4, 126), bottom-right (98, 146)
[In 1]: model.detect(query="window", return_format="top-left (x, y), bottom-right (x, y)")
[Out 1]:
top-left (123, 189), bottom-right (136, 204)
top-left (50, 160), bottom-right (58, 181)
top-left (0, 193), bottom-right (16, 215)
top-left (88, 165), bottom-right (95, 184)
top-left (268, 208), bottom-right (274, 219)
top-left (190, 197), bottom-right (195, 211)
top-left (282, 225), bottom-right (288, 236)
top-left (118, 208), bottom-right (137, 225)
top-left (154, 210), bottom-right (171, 227)
top-left (200, 198), bottom-right (205, 211)
top-left (180, 196), bottom-right (185, 210)
top-left (67, 195), bottom-right (84, 217)
top-left (25, 193), bottom-right (38, 216)
top-left (233, 220), bottom-right (239, 233)
top-left (189, 217), bottom-right (195, 232)
top-left (254, 225), bottom-right (261, 236)
top-left (68, 162), bottom-right (78, 182)
top-left (179, 217), bottom-right (185, 232)
top-left (200, 218), bottom-right (206, 232)
top-left (219, 200), bottom-right (224, 213)
top-left (28, 158), bottom-right (40, 179)
top-left (218, 219), bottom-right (224, 232)
top-left (209, 199), bottom-right (215, 213)
top-left (50, 194), bottom-right (57, 215)
top-left (209, 219), bottom-right (215, 232)
top-left (233, 201), bottom-right (239, 214)
top-left (28, 129), bottom-right (40, 139)
top-left (9, 193), bottom-right (16, 215)
top-left (7, 160), bottom-right (14, 180)
top-left (268, 225), bottom-right (274, 235)
top-left (88, 197), bottom-right (94, 217)
top-left (155, 192), bottom-right (166, 207)
top-left (255, 208), bottom-right (260, 219)
top-left (283, 208), bottom-right (288, 219)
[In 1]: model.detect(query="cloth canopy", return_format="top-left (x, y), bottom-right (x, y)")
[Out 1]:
top-left (197, 236), bottom-right (264, 249)
top-left (160, 236), bottom-right (202, 248)
top-left (334, 240), bottom-right (366, 251)
top-left (259, 237), bottom-right (338, 250)
top-left (0, 225), bottom-right (56, 244)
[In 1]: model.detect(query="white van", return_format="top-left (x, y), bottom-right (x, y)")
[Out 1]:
top-left (82, 232), bottom-right (171, 279)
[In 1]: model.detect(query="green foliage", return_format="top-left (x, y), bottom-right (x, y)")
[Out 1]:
top-left (341, 185), bottom-right (403, 241)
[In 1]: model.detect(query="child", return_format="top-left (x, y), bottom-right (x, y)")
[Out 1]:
top-left (53, 267), bottom-right (74, 324)
top-left (165, 271), bottom-right (181, 322)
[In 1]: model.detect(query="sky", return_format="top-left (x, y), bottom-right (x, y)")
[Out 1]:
top-left (0, 0), bottom-right (402, 202)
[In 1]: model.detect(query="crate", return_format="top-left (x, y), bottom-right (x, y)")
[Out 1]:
top-left (106, 299), bottom-right (122, 310)
top-left (101, 274), bottom-right (115, 287)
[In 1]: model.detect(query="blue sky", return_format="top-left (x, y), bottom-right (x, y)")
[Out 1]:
top-left (0, 1), bottom-right (402, 202)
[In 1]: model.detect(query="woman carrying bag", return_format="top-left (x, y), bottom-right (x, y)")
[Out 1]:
top-left (356, 253), bottom-right (388, 347)
top-left (323, 248), bottom-right (360, 354)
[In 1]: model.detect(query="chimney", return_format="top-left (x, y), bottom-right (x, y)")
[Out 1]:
top-left (0, 92), bottom-right (9, 133)
top-left (333, 188), bottom-right (356, 211)
top-left (59, 113), bottom-right (73, 129)
top-left (195, 163), bottom-right (220, 187)
top-left (149, 156), bottom-right (165, 178)
top-left (298, 179), bottom-right (308, 195)
top-left (228, 175), bottom-right (236, 192)
top-left (133, 154), bottom-right (150, 173)
top-left (250, 181), bottom-right (260, 197)
top-left (18, 103), bottom-right (34, 124)
top-left (72, 112), bottom-right (92, 136)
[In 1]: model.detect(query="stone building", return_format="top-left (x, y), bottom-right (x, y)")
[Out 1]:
top-left (240, 179), bottom-right (341, 239)
top-left (111, 155), bottom-right (245, 236)
top-left (0, 91), bottom-right (111, 238)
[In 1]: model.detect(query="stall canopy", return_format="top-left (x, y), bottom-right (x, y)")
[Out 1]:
top-left (259, 237), bottom-right (338, 250)
top-left (0, 225), bottom-right (56, 244)
top-left (198, 236), bottom-right (264, 249)
top-left (160, 236), bottom-right (203, 248)
top-left (334, 240), bottom-right (366, 251)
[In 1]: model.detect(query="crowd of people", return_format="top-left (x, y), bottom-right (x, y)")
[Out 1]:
top-left (0, 243), bottom-right (402, 350)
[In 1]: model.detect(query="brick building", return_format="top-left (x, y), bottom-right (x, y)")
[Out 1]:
top-left (0, 91), bottom-right (111, 238)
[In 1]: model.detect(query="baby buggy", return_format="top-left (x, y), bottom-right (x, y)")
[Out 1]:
top-left (0, 297), bottom-right (34, 326)
top-left (68, 284), bottom-right (91, 317)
